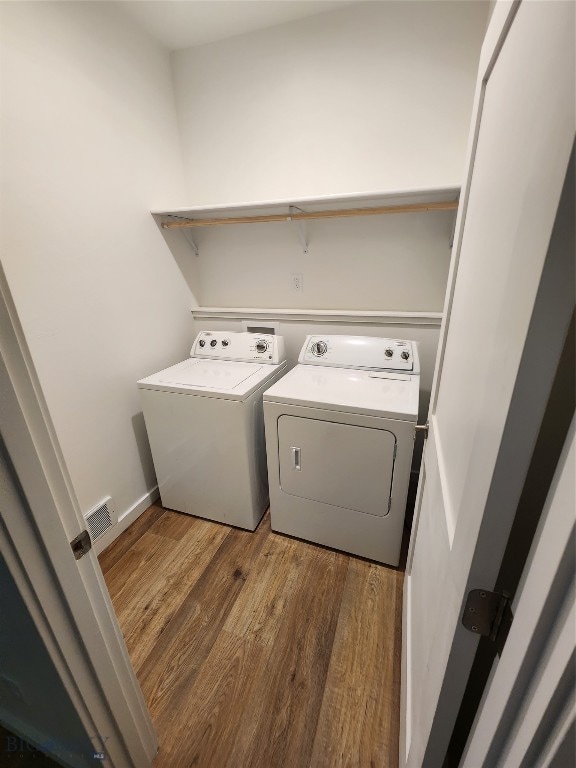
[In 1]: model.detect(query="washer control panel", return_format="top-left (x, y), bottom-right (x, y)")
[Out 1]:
top-left (191, 331), bottom-right (285, 364)
top-left (299, 334), bottom-right (419, 373)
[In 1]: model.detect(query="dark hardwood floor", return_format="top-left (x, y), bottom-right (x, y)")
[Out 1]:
top-left (99, 505), bottom-right (403, 768)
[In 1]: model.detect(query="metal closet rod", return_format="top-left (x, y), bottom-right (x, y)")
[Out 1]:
top-left (161, 200), bottom-right (459, 228)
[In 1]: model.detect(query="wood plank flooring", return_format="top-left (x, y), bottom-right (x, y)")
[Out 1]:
top-left (99, 505), bottom-right (404, 768)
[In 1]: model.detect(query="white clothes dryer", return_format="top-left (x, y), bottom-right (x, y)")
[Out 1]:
top-left (263, 334), bottom-right (419, 565)
top-left (138, 331), bottom-right (286, 530)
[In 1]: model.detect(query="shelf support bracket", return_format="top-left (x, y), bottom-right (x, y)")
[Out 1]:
top-left (164, 216), bottom-right (199, 255)
top-left (449, 204), bottom-right (459, 249)
top-left (288, 206), bottom-right (308, 255)
top-left (182, 228), bottom-right (199, 256)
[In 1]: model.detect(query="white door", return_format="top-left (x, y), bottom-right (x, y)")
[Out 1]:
top-left (0, 263), bottom-right (157, 767)
top-left (401, 2), bottom-right (575, 767)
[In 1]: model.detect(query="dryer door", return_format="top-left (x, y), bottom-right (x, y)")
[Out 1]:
top-left (278, 415), bottom-right (396, 517)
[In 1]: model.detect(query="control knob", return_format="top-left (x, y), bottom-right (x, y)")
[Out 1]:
top-left (401, 350), bottom-right (410, 360)
top-left (221, 339), bottom-right (229, 347)
top-left (385, 348), bottom-right (393, 358)
top-left (255, 339), bottom-right (269, 353)
top-left (311, 340), bottom-right (328, 356)
top-left (210, 339), bottom-right (218, 347)
top-left (199, 339), bottom-right (206, 347)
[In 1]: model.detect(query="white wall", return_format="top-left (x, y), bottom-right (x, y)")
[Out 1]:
top-left (0, 2), bottom-right (196, 533)
top-left (166, 0), bottom-right (486, 361)
top-left (165, 0), bottom-right (488, 430)
top-left (172, 1), bottom-right (489, 204)
top-left (183, 207), bottom-right (454, 311)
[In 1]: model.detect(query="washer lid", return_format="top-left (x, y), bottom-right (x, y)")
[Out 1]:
top-left (138, 359), bottom-right (284, 399)
top-left (263, 364), bottom-right (419, 421)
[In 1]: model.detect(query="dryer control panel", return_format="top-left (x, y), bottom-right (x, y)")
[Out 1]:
top-left (299, 334), bottom-right (419, 373)
top-left (191, 331), bottom-right (286, 364)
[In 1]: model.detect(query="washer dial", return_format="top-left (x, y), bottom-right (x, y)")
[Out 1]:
top-left (311, 340), bottom-right (328, 356)
top-left (255, 339), bottom-right (269, 354)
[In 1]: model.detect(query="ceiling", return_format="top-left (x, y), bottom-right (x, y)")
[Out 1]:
top-left (117, 1), bottom-right (356, 52)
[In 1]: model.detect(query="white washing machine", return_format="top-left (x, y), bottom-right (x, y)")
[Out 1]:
top-left (138, 331), bottom-right (286, 530)
top-left (263, 334), bottom-right (419, 565)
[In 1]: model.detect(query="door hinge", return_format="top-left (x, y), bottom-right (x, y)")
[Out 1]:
top-left (70, 530), bottom-right (92, 560)
top-left (415, 421), bottom-right (429, 439)
top-left (462, 589), bottom-right (513, 656)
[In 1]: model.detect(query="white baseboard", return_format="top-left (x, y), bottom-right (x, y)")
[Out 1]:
top-left (92, 486), bottom-right (160, 556)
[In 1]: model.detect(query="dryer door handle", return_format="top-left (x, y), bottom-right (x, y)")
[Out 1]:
top-left (291, 446), bottom-right (302, 471)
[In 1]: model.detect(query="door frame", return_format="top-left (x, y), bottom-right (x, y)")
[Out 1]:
top-left (462, 417), bottom-right (575, 766)
top-left (0, 260), bottom-right (157, 767)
